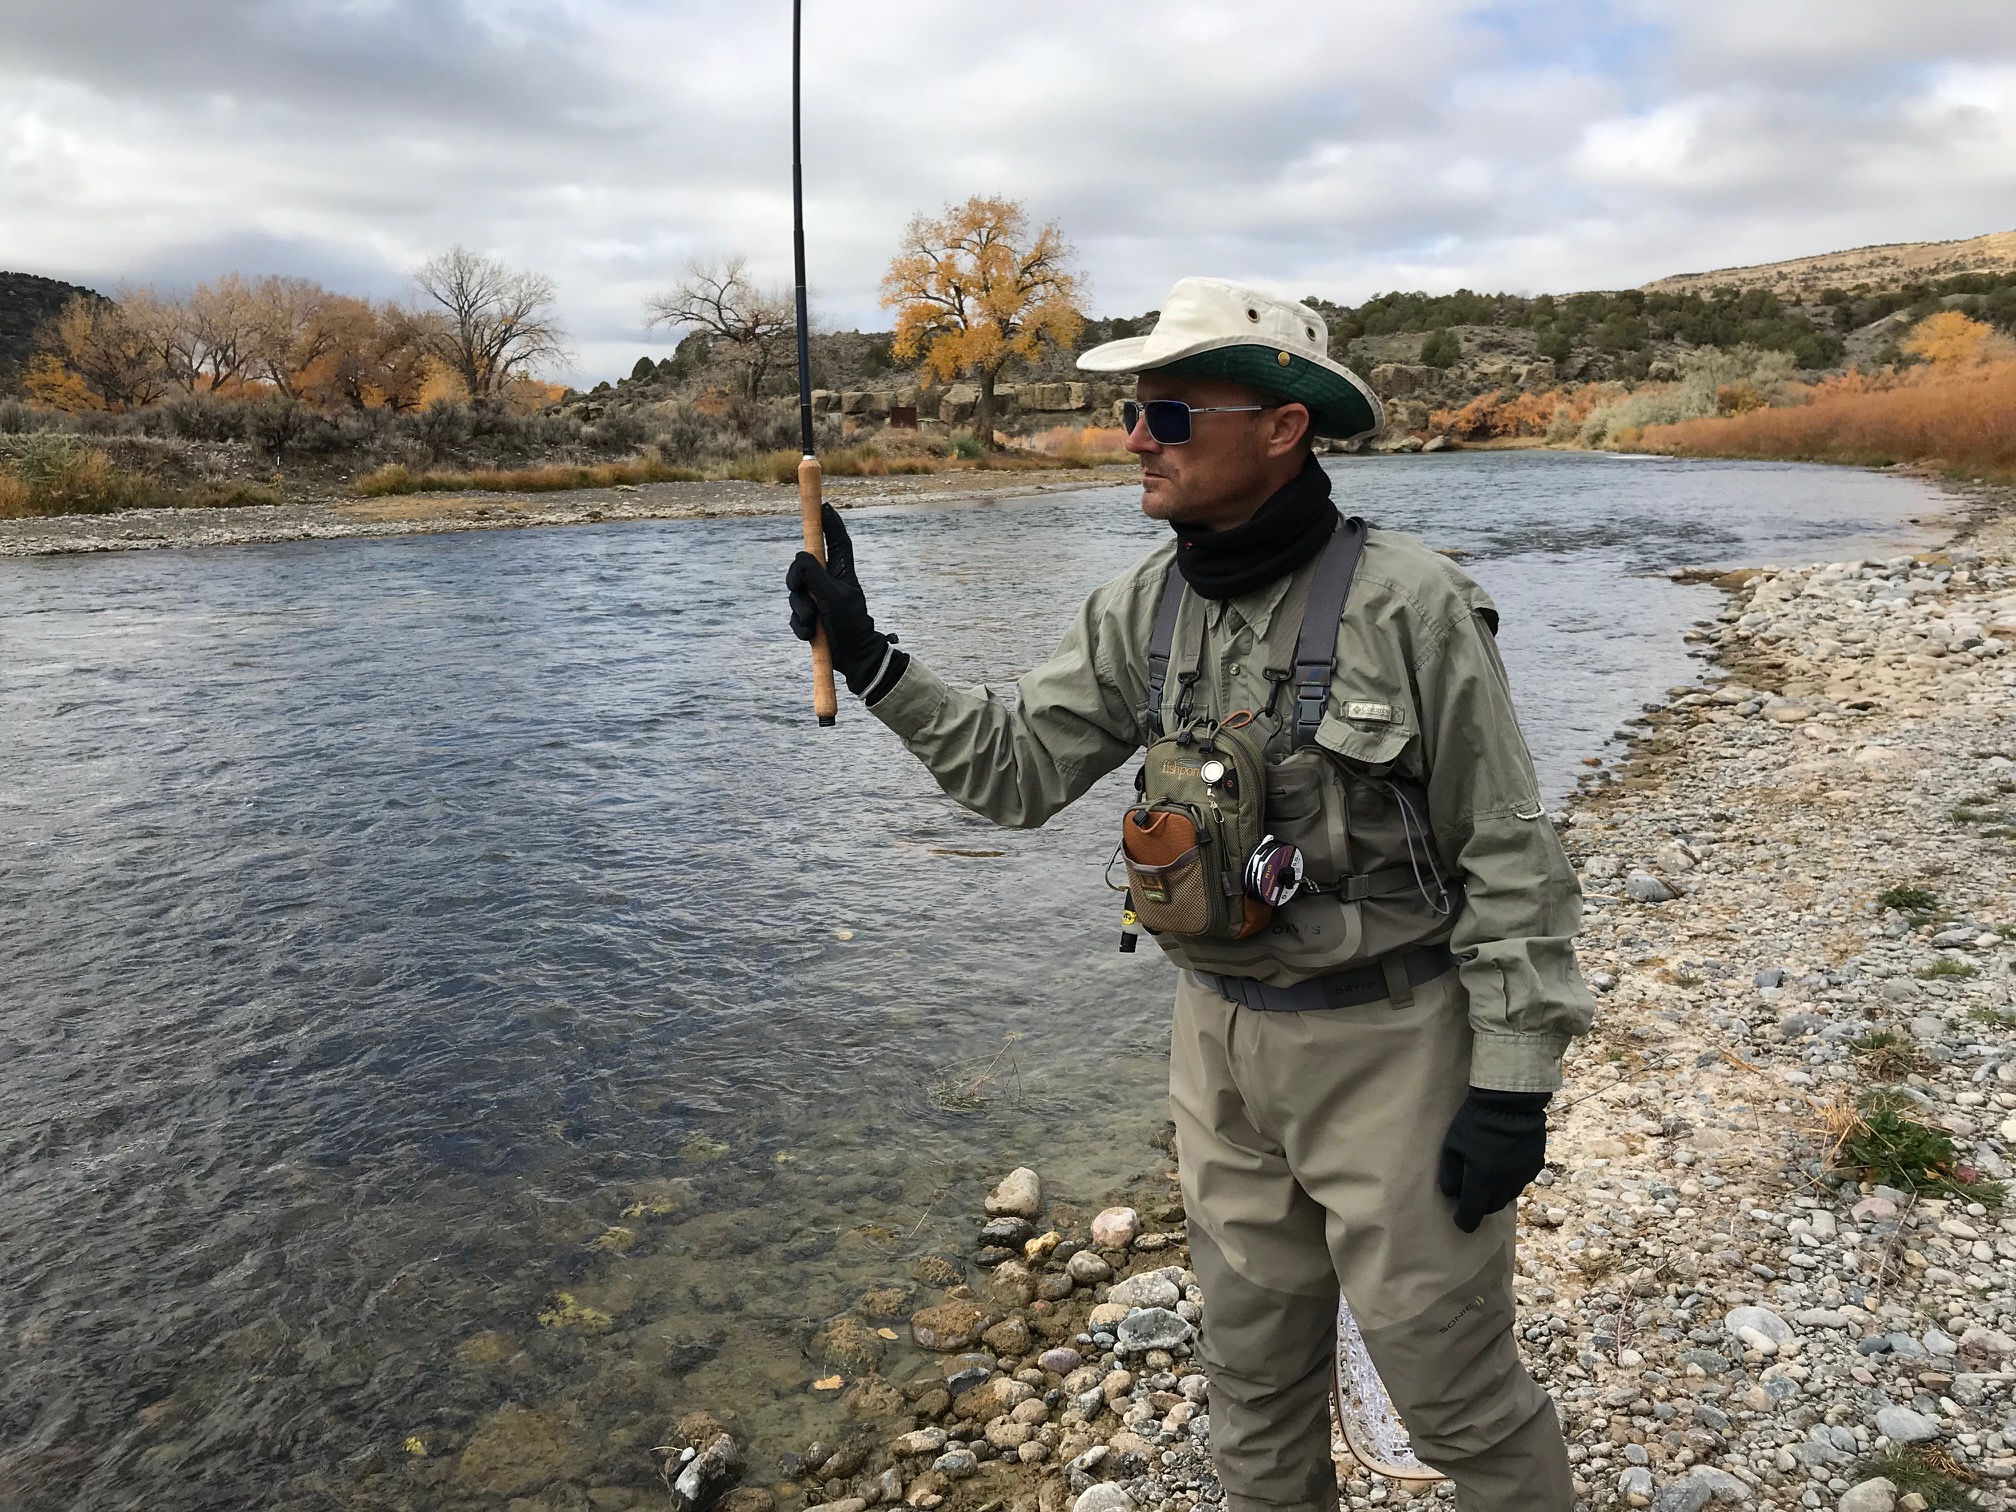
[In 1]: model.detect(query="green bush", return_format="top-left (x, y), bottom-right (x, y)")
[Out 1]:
top-left (1419, 329), bottom-right (1461, 368)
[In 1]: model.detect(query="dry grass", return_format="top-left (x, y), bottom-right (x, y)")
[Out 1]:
top-left (354, 454), bottom-right (706, 497)
top-left (1632, 360), bottom-right (2016, 483)
top-left (1024, 424), bottom-right (1133, 465)
top-left (0, 435), bottom-right (279, 518)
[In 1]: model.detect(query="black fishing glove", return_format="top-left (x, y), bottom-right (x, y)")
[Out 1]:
top-left (785, 503), bottom-right (907, 701)
top-left (1437, 1088), bottom-right (1551, 1233)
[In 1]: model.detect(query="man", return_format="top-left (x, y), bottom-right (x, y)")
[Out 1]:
top-left (787, 277), bottom-right (1593, 1511)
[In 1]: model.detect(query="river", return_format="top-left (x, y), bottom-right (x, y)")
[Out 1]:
top-left (0, 453), bottom-right (1947, 1508)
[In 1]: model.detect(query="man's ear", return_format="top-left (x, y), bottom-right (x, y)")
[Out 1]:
top-left (1265, 402), bottom-right (1312, 458)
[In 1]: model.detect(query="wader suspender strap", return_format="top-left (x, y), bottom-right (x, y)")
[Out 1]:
top-left (1143, 516), bottom-right (1368, 741)
top-left (1143, 558), bottom-right (1186, 740)
top-left (1290, 516), bottom-right (1368, 747)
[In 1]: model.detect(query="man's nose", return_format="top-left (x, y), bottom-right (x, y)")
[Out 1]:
top-left (1124, 411), bottom-right (1160, 457)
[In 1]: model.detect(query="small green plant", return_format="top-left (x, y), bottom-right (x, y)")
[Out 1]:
top-left (950, 431), bottom-right (984, 460)
top-left (1831, 1091), bottom-right (2002, 1203)
top-left (1967, 1005), bottom-right (2013, 1026)
top-left (1852, 1446), bottom-right (1973, 1508)
top-left (1948, 807), bottom-right (1987, 824)
top-left (1879, 885), bottom-right (1940, 916)
top-left (1916, 959), bottom-right (1978, 980)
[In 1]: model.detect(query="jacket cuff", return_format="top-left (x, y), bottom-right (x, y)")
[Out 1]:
top-left (1467, 1033), bottom-right (1569, 1095)
top-left (864, 653), bottom-right (948, 733)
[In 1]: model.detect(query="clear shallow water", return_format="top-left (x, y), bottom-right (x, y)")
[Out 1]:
top-left (0, 454), bottom-right (1943, 1508)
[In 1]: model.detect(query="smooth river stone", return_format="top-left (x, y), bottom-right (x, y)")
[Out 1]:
top-left (985, 1168), bottom-right (1042, 1219)
top-left (1090, 1207), bottom-right (1139, 1248)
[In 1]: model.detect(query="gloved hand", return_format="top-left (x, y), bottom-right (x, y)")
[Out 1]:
top-left (786, 502), bottom-right (907, 699)
top-left (1437, 1088), bottom-right (1551, 1233)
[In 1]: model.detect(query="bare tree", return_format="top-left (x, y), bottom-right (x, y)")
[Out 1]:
top-left (412, 246), bottom-right (567, 404)
top-left (33, 292), bottom-right (173, 410)
top-left (182, 275), bottom-right (265, 391)
top-left (643, 254), bottom-right (796, 404)
top-left (248, 276), bottom-right (343, 398)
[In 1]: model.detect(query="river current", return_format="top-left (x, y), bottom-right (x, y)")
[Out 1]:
top-left (0, 453), bottom-right (1946, 1507)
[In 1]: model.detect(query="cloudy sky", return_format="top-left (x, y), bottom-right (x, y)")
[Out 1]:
top-left (4, 0), bottom-right (2014, 385)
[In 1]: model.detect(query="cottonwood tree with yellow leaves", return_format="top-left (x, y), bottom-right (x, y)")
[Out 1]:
top-left (1902, 311), bottom-right (2014, 368)
top-left (881, 196), bottom-right (1084, 445)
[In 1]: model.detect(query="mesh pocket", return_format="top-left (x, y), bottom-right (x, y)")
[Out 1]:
top-left (1127, 847), bottom-right (1211, 936)
top-left (1123, 806), bottom-right (1217, 937)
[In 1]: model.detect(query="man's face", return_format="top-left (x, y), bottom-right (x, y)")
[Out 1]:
top-left (1126, 372), bottom-right (1308, 529)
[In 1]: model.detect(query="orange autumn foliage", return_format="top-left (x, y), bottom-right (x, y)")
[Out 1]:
top-left (1633, 359), bottom-right (2016, 484)
top-left (1901, 311), bottom-right (2014, 368)
top-left (882, 195), bottom-right (1084, 443)
top-left (1427, 384), bottom-right (1623, 440)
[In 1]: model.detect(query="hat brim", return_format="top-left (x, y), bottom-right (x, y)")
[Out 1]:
top-left (1078, 336), bottom-right (1383, 441)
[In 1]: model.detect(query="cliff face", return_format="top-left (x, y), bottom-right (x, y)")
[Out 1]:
top-left (0, 271), bottom-right (105, 391)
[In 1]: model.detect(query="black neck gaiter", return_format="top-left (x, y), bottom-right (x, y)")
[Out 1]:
top-left (1172, 454), bottom-right (1339, 600)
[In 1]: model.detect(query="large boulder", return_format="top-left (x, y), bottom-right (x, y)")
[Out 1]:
top-left (1368, 363), bottom-right (1434, 398)
top-left (938, 385), bottom-right (979, 424)
top-left (1020, 382), bottom-right (1088, 412)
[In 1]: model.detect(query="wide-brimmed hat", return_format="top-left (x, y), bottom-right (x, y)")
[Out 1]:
top-left (1077, 277), bottom-right (1383, 441)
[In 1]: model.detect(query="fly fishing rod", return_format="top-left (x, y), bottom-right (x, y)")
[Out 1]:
top-left (791, 0), bottom-right (837, 726)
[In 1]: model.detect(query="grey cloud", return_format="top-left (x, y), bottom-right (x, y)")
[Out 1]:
top-left (2, 0), bottom-right (2013, 387)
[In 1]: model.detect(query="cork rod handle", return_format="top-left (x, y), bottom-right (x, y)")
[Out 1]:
top-left (799, 456), bottom-right (838, 726)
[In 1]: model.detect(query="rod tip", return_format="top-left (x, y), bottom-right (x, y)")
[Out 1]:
top-left (818, 715), bottom-right (837, 728)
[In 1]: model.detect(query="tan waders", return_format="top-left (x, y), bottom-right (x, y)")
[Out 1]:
top-left (1169, 969), bottom-right (1572, 1512)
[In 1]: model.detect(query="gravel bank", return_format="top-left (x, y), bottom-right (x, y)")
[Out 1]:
top-left (0, 466), bottom-right (1133, 558)
top-left (727, 489), bottom-right (2016, 1512)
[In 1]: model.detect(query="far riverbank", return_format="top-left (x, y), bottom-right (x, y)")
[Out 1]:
top-left (0, 463), bottom-right (1138, 558)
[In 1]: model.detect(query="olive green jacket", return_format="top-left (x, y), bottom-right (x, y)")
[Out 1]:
top-left (867, 527), bottom-right (1594, 1093)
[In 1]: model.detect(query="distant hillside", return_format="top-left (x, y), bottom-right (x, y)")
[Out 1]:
top-left (1645, 229), bottom-right (2016, 298)
top-left (0, 271), bottom-right (105, 390)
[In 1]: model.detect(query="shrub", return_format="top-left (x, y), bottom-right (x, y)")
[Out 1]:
top-left (1879, 885), bottom-right (1939, 916)
top-left (951, 431), bottom-right (984, 459)
top-left (353, 454), bottom-right (706, 496)
top-left (1634, 358), bottom-right (2016, 483)
top-left (0, 433), bottom-right (279, 517)
top-left (1581, 348), bottom-right (1796, 447)
top-left (1419, 329), bottom-right (1461, 369)
top-left (163, 395), bottom-right (249, 442)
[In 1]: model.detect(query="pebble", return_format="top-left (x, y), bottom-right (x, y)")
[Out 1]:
top-left (930, 1448), bottom-right (977, 1479)
top-left (1874, 1404), bottom-right (1941, 1444)
top-left (1722, 1304), bottom-right (1794, 1345)
top-left (1627, 869), bottom-right (1677, 903)
top-left (985, 1168), bottom-right (1042, 1220)
top-left (1091, 1207), bottom-right (1139, 1248)
top-left (1066, 1250), bottom-right (1114, 1285)
top-left (1105, 1272), bottom-right (1180, 1310)
top-left (1116, 1308), bottom-right (1194, 1353)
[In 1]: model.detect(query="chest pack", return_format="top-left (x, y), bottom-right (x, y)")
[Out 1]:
top-left (1116, 515), bottom-right (1458, 976)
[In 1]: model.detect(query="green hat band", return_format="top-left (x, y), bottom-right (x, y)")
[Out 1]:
top-left (1155, 345), bottom-right (1379, 440)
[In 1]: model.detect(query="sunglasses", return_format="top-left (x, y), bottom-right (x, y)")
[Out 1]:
top-left (1121, 398), bottom-right (1279, 445)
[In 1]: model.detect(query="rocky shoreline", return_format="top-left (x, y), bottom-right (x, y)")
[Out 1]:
top-left (643, 487), bottom-right (2016, 1512)
top-left (0, 465), bottom-right (1135, 558)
